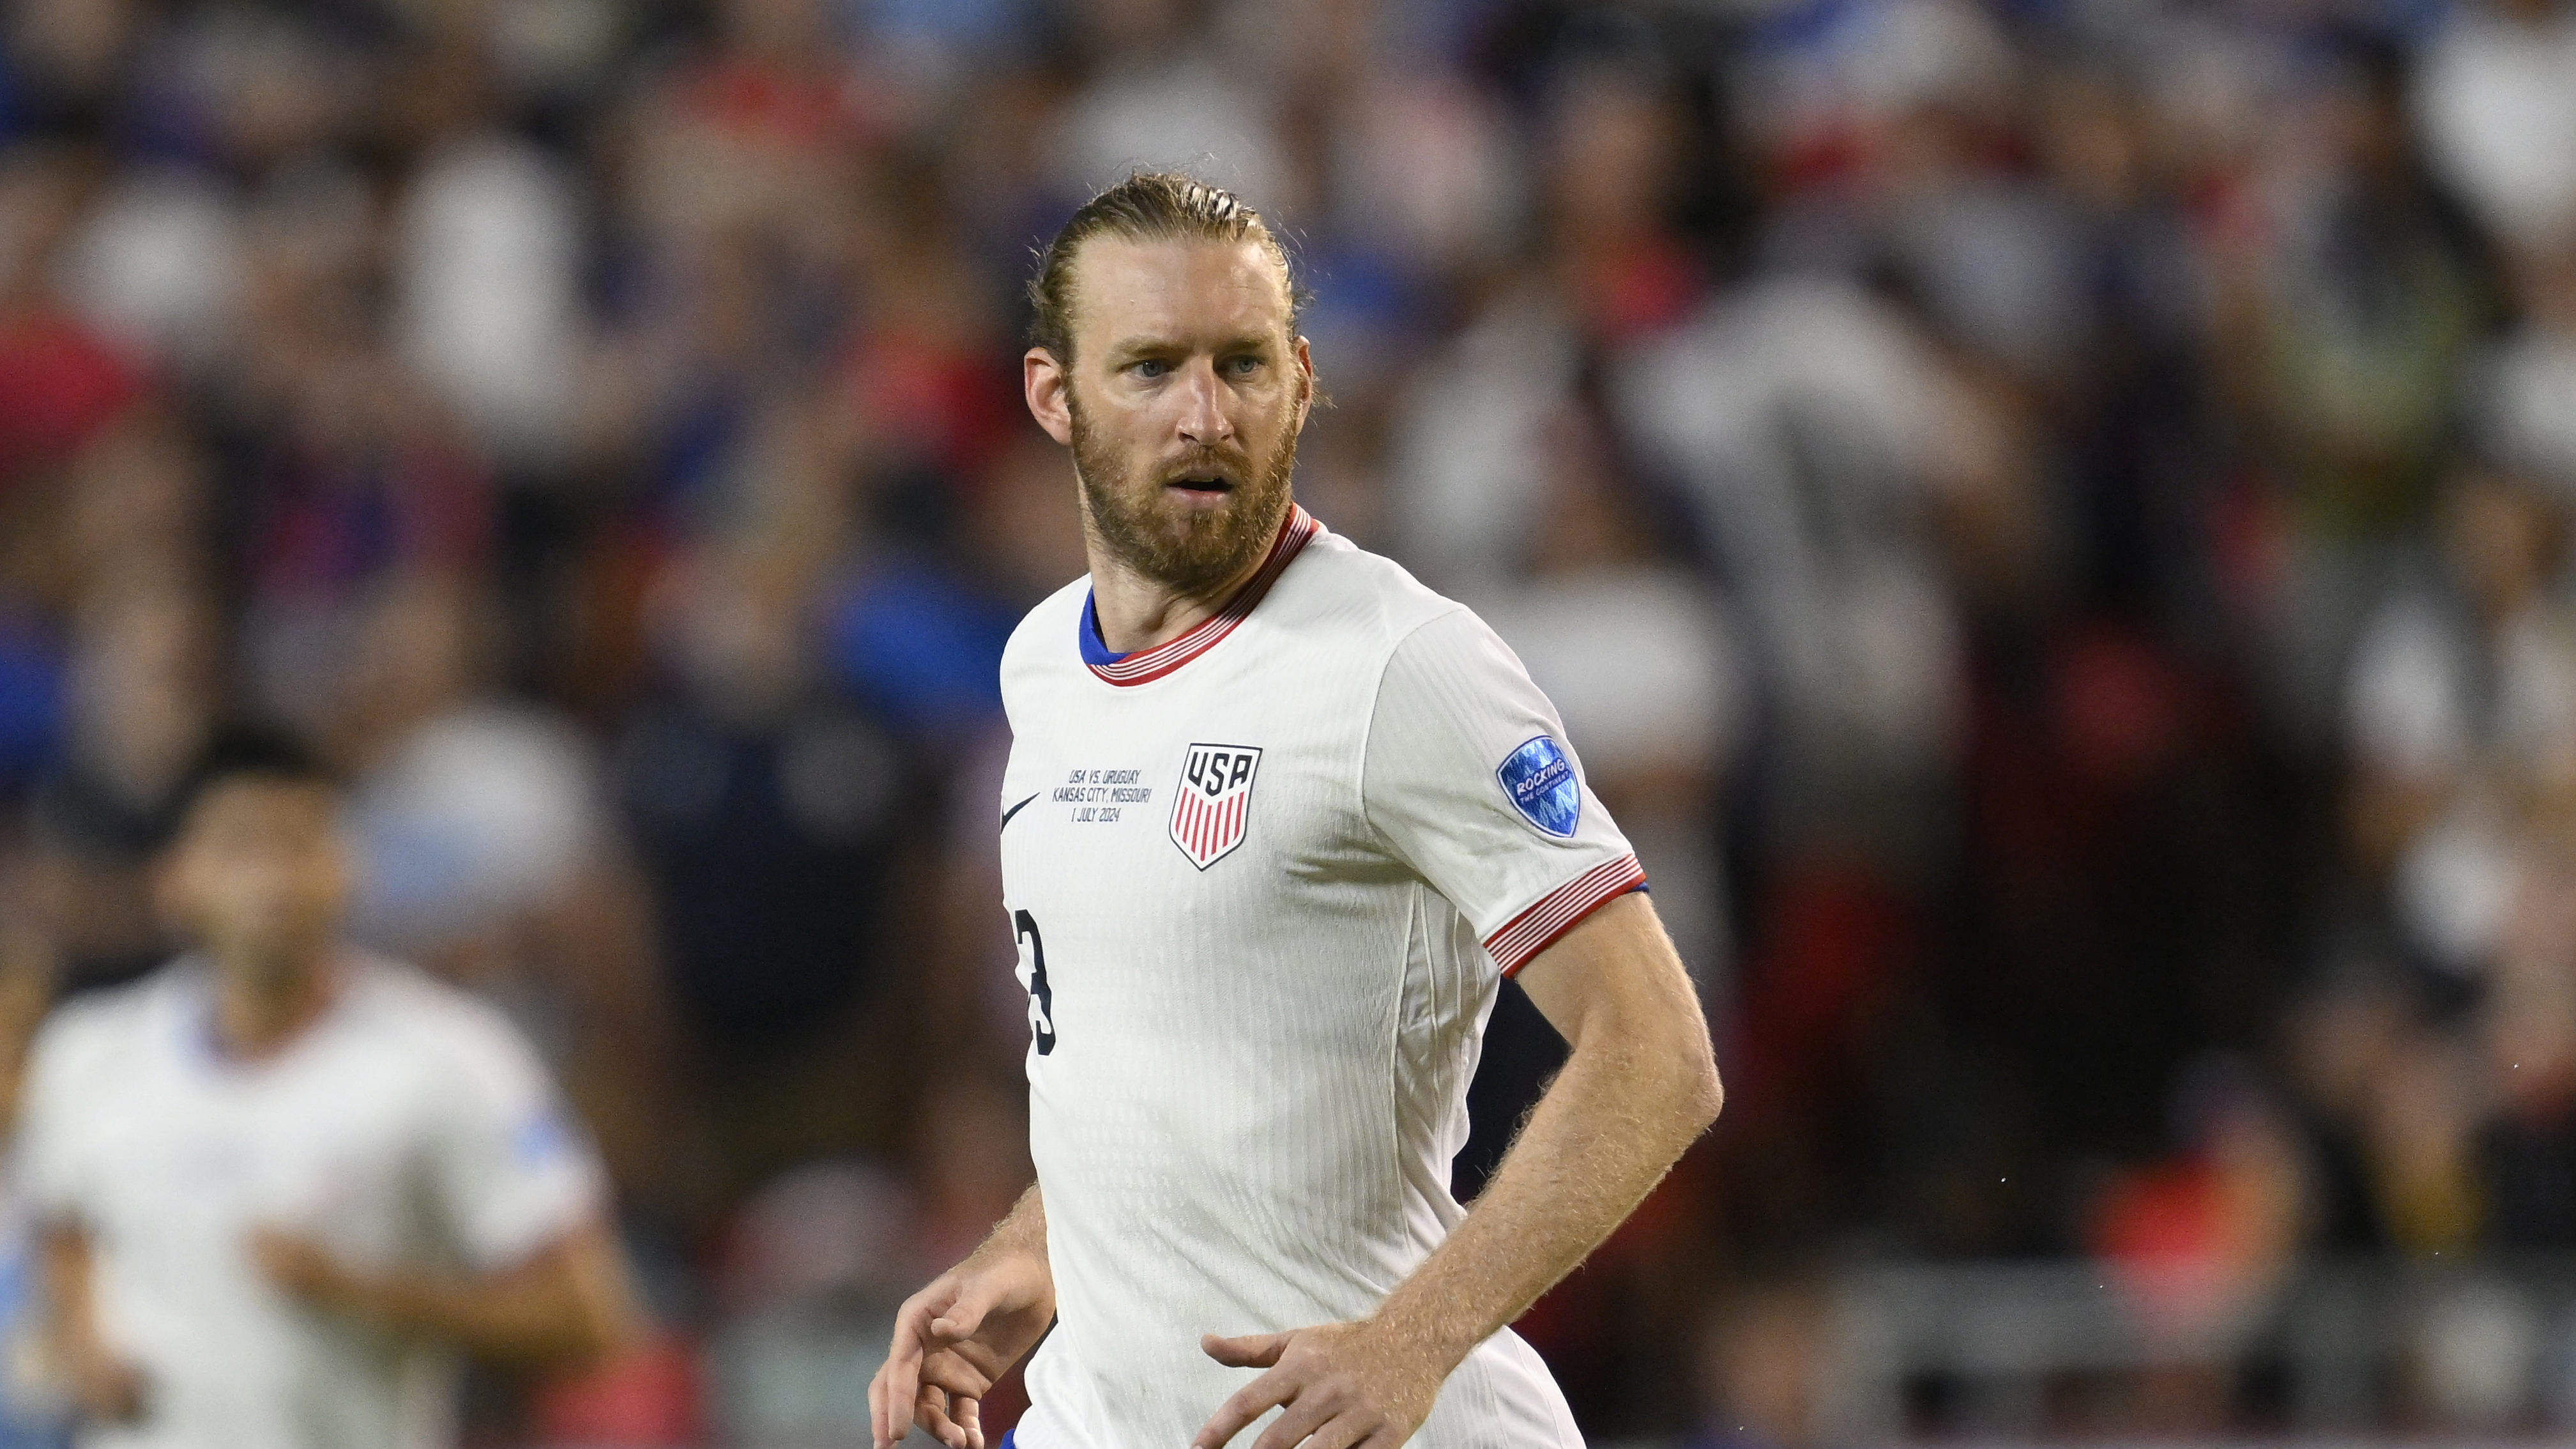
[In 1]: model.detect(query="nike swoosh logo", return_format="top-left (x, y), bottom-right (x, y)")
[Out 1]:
top-left (1000, 793), bottom-right (1040, 832)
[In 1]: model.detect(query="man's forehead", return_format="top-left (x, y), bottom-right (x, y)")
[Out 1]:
top-left (1071, 236), bottom-right (1290, 344)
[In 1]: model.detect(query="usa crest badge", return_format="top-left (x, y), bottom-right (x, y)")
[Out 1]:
top-left (1497, 735), bottom-right (1581, 838)
top-left (1170, 742), bottom-right (1261, 869)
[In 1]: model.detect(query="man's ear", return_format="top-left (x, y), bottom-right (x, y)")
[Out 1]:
top-left (1025, 348), bottom-right (1075, 445)
top-left (1292, 335), bottom-right (1316, 432)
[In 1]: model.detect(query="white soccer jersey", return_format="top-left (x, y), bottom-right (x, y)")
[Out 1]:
top-left (998, 506), bottom-right (1645, 1449)
top-left (18, 956), bottom-right (604, 1449)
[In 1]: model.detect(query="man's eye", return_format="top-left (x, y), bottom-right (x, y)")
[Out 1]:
top-left (1132, 359), bottom-right (1168, 379)
top-left (1225, 356), bottom-right (1263, 376)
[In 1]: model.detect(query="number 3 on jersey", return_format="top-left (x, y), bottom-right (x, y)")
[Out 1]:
top-left (1013, 910), bottom-right (1056, 1054)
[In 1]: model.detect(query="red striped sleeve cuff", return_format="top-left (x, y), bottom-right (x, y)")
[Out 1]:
top-left (1483, 854), bottom-right (1649, 977)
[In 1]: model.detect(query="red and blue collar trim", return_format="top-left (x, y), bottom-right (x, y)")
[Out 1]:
top-left (1079, 505), bottom-right (1322, 686)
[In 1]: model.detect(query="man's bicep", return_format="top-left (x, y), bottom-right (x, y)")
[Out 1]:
top-left (1513, 891), bottom-right (1703, 1051)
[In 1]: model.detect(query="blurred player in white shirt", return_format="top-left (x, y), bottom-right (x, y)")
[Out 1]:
top-left (871, 173), bottom-right (1725, 1449)
top-left (19, 724), bottom-right (636, 1449)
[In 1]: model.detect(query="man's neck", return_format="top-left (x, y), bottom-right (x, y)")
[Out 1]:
top-left (1086, 526), bottom-right (1279, 656)
top-left (210, 949), bottom-right (342, 1062)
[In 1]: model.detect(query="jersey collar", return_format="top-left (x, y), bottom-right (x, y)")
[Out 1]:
top-left (177, 951), bottom-right (366, 1073)
top-left (1079, 504), bottom-right (1322, 687)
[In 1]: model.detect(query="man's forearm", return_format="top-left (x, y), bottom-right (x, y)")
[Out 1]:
top-left (363, 1268), bottom-right (613, 1363)
top-left (43, 1225), bottom-right (143, 1420)
top-left (41, 1225), bottom-right (96, 1364)
top-left (973, 1183), bottom-right (1048, 1268)
top-left (1371, 1019), bottom-right (1718, 1370)
top-left (301, 1225), bottom-right (634, 1367)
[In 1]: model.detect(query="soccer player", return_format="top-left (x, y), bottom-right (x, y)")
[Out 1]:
top-left (19, 724), bottom-right (636, 1448)
top-left (869, 173), bottom-right (1724, 1449)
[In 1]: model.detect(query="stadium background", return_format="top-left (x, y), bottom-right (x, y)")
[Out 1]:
top-left (4, 0), bottom-right (2576, 1443)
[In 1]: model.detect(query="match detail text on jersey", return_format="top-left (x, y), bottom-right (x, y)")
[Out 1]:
top-left (1053, 767), bottom-right (1152, 824)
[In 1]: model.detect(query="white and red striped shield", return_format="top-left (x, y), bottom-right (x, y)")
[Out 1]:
top-left (1169, 742), bottom-right (1262, 870)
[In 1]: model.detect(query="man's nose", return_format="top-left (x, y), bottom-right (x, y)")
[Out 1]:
top-left (1173, 360), bottom-right (1234, 446)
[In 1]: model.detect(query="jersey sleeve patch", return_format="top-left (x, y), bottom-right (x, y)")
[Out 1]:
top-left (1484, 853), bottom-right (1649, 976)
top-left (1495, 734), bottom-right (1581, 838)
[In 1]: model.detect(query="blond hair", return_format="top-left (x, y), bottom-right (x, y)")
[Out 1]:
top-left (1026, 171), bottom-right (1302, 367)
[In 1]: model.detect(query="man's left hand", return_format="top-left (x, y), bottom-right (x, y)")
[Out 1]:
top-left (1191, 1319), bottom-right (1445, 1449)
top-left (248, 1230), bottom-right (378, 1317)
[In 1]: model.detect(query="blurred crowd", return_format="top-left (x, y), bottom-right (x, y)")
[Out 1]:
top-left (4, 0), bottom-right (2576, 1441)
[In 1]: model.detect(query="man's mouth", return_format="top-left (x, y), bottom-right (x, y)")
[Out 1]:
top-left (1166, 473), bottom-right (1235, 494)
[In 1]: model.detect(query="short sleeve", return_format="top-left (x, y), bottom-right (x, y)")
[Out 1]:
top-left (1363, 608), bottom-right (1647, 977)
top-left (424, 1013), bottom-right (604, 1271)
top-left (17, 1012), bottom-right (103, 1223)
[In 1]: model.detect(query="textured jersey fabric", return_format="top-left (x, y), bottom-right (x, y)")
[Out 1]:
top-left (998, 506), bottom-right (1641, 1449)
top-left (19, 956), bottom-right (603, 1449)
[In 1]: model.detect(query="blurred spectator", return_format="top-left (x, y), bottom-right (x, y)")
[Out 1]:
top-left (2415, 0), bottom-right (2576, 261)
top-left (335, 576), bottom-right (593, 952)
top-left (2344, 464), bottom-right (2574, 991)
top-left (616, 539), bottom-right (920, 1190)
top-left (23, 572), bottom-right (213, 993)
top-left (392, 47), bottom-right (587, 476)
top-left (2218, 33), bottom-right (2490, 742)
top-left (58, 158), bottom-right (244, 376)
top-left (1050, 0), bottom-right (1285, 204)
top-left (1477, 403), bottom-right (1741, 989)
top-left (0, 146), bottom-right (143, 505)
top-left (1614, 273), bottom-right (1965, 872)
top-left (2476, 242), bottom-right (2576, 488)
top-left (323, 572), bottom-right (680, 1209)
top-left (225, 174), bottom-right (492, 736)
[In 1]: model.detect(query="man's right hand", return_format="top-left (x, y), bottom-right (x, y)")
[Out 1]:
top-left (45, 1225), bottom-right (146, 1426)
top-left (64, 1341), bottom-right (146, 1424)
top-left (869, 1247), bottom-right (1055, 1449)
